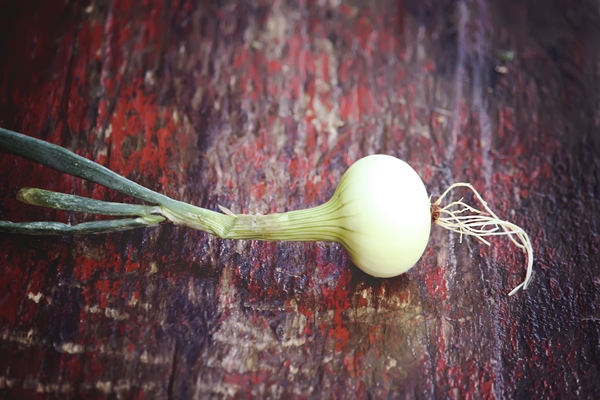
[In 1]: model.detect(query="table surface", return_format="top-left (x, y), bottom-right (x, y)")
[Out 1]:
top-left (1, 0), bottom-right (599, 398)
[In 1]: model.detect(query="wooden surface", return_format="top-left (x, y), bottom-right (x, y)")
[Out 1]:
top-left (1, 0), bottom-right (599, 398)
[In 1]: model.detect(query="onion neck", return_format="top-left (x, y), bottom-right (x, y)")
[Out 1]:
top-left (161, 195), bottom-right (345, 243)
top-left (221, 196), bottom-right (345, 243)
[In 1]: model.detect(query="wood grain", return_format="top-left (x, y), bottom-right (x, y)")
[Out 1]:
top-left (1, 0), bottom-right (599, 398)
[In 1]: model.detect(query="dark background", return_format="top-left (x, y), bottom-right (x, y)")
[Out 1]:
top-left (1, 0), bottom-right (599, 398)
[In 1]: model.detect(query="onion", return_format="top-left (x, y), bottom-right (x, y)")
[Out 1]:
top-left (0, 128), bottom-right (533, 295)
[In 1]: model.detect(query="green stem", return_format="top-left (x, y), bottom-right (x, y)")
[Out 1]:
top-left (197, 196), bottom-right (360, 261)
top-left (0, 128), bottom-right (210, 217)
top-left (159, 206), bottom-right (236, 238)
top-left (0, 216), bottom-right (165, 235)
top-left (0, 128), bottom-right (230, 236)
top-left (1, 128), bottom-right (345, 241)
top-left (17, 188), bottom-right (161, 216)
top-left (214, 197), bottom-right (357, 254)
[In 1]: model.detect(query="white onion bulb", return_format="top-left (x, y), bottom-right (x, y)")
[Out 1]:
top-left (330, 155), bottom-right (431, 277)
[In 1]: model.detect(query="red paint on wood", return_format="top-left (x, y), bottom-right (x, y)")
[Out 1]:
top-left (1, 0), bottom-right (600, 398)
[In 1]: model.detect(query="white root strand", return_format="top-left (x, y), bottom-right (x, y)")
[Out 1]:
top-left (433, 182), bottom-right (533, 296)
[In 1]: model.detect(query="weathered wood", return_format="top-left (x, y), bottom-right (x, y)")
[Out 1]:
top-left (1, 0), bottom-right (599, 398)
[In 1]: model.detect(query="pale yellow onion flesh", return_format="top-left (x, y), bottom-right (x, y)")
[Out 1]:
top-left (331, 154), bottom-right (431, 277)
